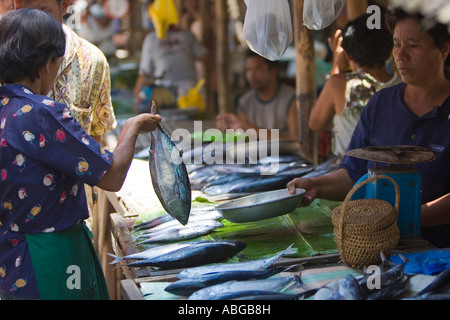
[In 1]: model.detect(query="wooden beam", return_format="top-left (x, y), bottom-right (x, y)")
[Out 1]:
top-left (346, 0), bottom-right (368, 20)
top-left (293, 0), bottom-right (317, 163)
top-left (199, 0), bottom-right (216, 114)
top-left (215, 0), bottom-right (230, 114)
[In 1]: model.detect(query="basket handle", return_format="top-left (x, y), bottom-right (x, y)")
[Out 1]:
top-left (337, 174), bottom-right (400, 241)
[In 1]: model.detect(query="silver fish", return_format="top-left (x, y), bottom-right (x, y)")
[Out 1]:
top-left (177, 244), bottom-right (295, 279)
top-left (126, 240), bottom-right (247, 269)
top-left (208, 290), bottom-right (314, 300)
top-left (315, 275), bottom-right (363, 300)
top-left (136, 222), bottom-right (223, 244)
top-left (187, 275), bottom-right (302, 300)
top-left (139, 216), bottom-right (222, 234)
top-left (107, 242), bottom-right (193, 264)
top-left (331, 275), bottom-right (364, 300)
top-left (133, 208), bottom-right (222, 231)
top-left (149, 101), bottom-right (191, 225)
top-left (164, 267), bottom-right (289, 296)
top-left (416, 267), bottom-right (450, 297)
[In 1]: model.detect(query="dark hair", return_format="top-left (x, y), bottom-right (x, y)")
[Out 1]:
top-left (386, 7), bottom-right (450, 80)
top-left (341, 12), bottom-right (394, 68)
top-left (0, 8), bottom-right (66, 84)
top-left (245, 50), bottom-right (279, 70)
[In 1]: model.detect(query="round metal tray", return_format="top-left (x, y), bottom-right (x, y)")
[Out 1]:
top-left (215, 188), bottom-right (305, 223)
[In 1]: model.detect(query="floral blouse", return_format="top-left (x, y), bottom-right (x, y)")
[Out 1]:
top-left (49, 25), bottom-right (117, 137)
top-left (0, 84), bottom-right (113, 298)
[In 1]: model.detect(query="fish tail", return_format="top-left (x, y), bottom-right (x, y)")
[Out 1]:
top-left (106, 253), bottom-right (123, 265)
top-left (293, 274), bottom-right (303, 288)
top-left (283, 243), bottom-right (297, 256)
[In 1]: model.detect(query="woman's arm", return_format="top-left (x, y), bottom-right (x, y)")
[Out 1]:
top-left (96, 113), bottom-right (161, 191)
top-left (421, 193), bottom-right (450, 227)
top-left (308, 74), bottom-right (345, 132)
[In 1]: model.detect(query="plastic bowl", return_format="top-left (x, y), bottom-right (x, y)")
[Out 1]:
top-left (215, 188), bottom-right (305, 223)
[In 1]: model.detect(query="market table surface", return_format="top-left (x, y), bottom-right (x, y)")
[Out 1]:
top-left (104, 159), bottom-right (436, 300)
top-left (98, 119), bottom-right (437, 300)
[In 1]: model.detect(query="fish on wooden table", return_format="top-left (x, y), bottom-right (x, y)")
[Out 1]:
top-left (208, 289), bottom-right (317, 300)
top-left (187, 275), bottom-right (302, 300)
top-left (126, 240), bottom-right (247, 269)
top-left (134, 211), bottom-right (222, 233)
top-left (107, 242), bottom-right (194, 265)
top-left (133, 207), bottom-right (222, 231)
top-left (135, 221), bottom-right (224, 244)
top-left (177, 244), bottom-right (295, 279)
top-left (149, 101), bottom-right (191, 225)
top-left (164, 266), bottom-right (290, 296)
top-left (412, 267), bottom-right (450, 298)
top-left (137, 218), bottom-right (223, 235)
top-left (358, 252), bottom-right (406, 299)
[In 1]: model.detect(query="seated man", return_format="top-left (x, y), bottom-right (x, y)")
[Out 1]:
top-left (216, 51), bottom-right (298, 140)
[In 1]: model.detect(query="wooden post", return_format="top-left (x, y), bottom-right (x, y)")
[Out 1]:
top-left (215, 0), bottom-right (230, 114)
top-left (293, 0), bottom-right (317, 163)
top-left (199, 0), bottom-right (216, 115)
top-left (346, 0), bottom-right (368, 20)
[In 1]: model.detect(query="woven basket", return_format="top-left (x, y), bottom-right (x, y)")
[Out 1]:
top-left (332, 174), bottom-right (400, 266)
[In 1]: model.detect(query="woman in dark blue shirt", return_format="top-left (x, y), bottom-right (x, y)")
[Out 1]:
top-left (287, 8), bottom-right (450, 248)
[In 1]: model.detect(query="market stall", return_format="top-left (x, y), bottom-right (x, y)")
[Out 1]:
top-left (103, 155), bottom-right (438, 300)
top-left (94, 0), bottom-right (450, 301)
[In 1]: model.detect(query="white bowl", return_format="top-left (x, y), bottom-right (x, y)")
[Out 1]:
top-left (216, 188), bottom-right (305, 223)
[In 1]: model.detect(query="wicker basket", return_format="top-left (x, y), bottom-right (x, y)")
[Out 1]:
top-left (332, 174), bottom-right (400, 266)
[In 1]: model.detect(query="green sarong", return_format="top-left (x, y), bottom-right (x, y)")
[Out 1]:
top-left (26, 222), bottom-right (109, 300)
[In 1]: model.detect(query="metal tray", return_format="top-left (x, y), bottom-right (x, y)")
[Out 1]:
top-left (215, 188), bottom-right (305, 223)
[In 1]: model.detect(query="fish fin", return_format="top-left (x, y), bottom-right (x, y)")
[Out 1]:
top-left (150, 100), bottom-right (157, 115)
top-left (106, 253), bottom-right (122, 265)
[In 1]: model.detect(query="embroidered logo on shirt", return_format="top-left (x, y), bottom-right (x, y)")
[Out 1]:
top-left (429, 144), bottom-right (445, 153)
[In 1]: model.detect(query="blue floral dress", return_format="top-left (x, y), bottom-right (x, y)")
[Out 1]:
top-left (0, 84), bottom-right (113, 299)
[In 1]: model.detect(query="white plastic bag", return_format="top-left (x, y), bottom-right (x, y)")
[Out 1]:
top-left (303, 0), bottom-right (346, 30)
top-left (243, 0), bottom-right (293, 61)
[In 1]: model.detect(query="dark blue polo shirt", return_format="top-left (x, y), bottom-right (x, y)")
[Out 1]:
top-left (339, 83), bottom-right (450, 247)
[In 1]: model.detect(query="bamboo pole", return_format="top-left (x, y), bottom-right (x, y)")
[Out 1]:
top-left (293, 0), bottom-right (317, 163)
top-left (199, 0), bottom-right (216, 115)
top-left (346, 0), bottom-right (368, 20)
top-left (215, 0), bottom-right (230, 114)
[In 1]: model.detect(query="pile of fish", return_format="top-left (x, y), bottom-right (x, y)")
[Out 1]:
top-left (187, 156), bottom-right (338, 196)
top-left (132, 207), bottom-right (224, 244)
top-left (315, 252), bottom-right (450, 300)
top-left (108, 206), bottom-right (236, 270)
top-left (161, 244), bottom-right (319, 300)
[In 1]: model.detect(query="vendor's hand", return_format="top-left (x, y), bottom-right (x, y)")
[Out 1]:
top-left (131, 113), bottom-right (162, 134)
top-left (287, 177), bottom-right (317, 207)
top-left (216, 113), bottom-right (242, 131)
top-left (328, 29), bottom-right (349, 75)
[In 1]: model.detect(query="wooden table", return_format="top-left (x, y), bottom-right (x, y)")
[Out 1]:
top-left (99, 119), bottom-right (436, 300)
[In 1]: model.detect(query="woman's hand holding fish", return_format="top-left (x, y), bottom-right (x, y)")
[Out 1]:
top-left (96, 113), bottom-right (161, 192)
top-left (132, 113), bottom-right (162, 134)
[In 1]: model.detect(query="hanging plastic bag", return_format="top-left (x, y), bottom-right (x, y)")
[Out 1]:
top-left (243, 0), bottom-right (293, 61)
top-left (303, 0), bottom-right (346, 30)
top-left (149, 0), bottom-right (179, 39)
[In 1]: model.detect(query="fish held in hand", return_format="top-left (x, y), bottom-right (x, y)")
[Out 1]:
top-left (149, 101), bottom-right (191, 225)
